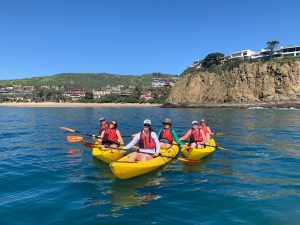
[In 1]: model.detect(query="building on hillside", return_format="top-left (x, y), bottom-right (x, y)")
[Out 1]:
top-left (189, 60), bottom-right (202, 69)
top-left (277, 46), bottom-right (300, 57)
top-left (152, 78), bottom-right (177, 88)
top-left (92, 90), bottom-right (111, 99)
top-left (140, 91), bottom-right (153, 100)
top-left (63, 90), bottom-right (85, 101)
top-left (229, 49), bottom-right (258, 59)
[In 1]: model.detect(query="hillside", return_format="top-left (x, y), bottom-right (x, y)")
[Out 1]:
top-left (167, 60), bottom-right (300, 106)
top-left (0, 73), bottom-right (177, 89)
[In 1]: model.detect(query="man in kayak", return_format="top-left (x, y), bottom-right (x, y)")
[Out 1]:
top-left (157, 118), bottom-right (184, 149)
top-left (97, 120), bottom-right (124, 149)
top-left (179, 121), bottom-right (207, 149)
top-left (199, 118), bottom-right (212, 145)
top-left (99, 117), bottom-right (108, 135)
top-left (123, 119), bottom-right (160, 162)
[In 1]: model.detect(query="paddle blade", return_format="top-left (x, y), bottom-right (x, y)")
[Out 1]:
top-left (67, 136), bottom-right (83, 142)
top-left (80, 140), bottom-right (106, 149)
top-left (177, 157), bottom-right (201, 163)
top-left (213, 132), bottom-right (231, 136)
top-left (216, 146), bottom-right (228, 151)
top-left (60, 126), bottom-right (76, 133)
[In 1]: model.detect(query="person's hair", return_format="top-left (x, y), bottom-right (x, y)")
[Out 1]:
top-left (110, 120), bottom-right (118, 128)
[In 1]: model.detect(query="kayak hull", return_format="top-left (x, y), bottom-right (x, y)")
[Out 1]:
top-left (110, 145), bottom-right (179, 179)
top-left (92, 147), bottom-right (126, 164)
top-left (181, 138), bottom-right (216, 160)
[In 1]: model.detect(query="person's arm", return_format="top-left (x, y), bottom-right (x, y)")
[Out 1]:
top-left (200, 129), bottom-right (207, 144)
top-left (116, 130), bottom-right (124, 145)
top-left (207, 126), bottom-right (213, 135)
top-left (152, 132), bottom-right (160, 155)
top-left (179, 130), bottom-right (191, 141)
top-left (95, 130), bottom-right (105, 143)
top-left (123, 133), bottom-right (140, 149)
top-left (171, 130), bottom-right (184, 146)
top-left (157, 129), bottom-right (162, 139)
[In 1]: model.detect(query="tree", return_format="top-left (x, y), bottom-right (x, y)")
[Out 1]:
top-left (202, 52), bottom-right (225, 68)
top-left (266, 40), bottom-right (280, 58)
top-left (84, 91), bottom-right (94, 100)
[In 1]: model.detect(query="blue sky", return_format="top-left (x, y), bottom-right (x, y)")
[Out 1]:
top-left (0, 0), bottom-right (299, 79)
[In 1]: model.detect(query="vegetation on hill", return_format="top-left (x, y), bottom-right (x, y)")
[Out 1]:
top-left (0, 72), bottom-right (176, 89)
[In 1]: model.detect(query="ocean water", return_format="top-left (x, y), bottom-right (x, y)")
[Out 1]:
top-left (0, 107), bottom-right (299, 225)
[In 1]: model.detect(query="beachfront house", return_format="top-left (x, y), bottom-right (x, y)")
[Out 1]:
top-left (229, 49), bottom-right (258, 59)
top-left (277, 46), bottom-right (300, 57)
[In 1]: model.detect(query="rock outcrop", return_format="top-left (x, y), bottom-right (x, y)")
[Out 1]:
top-left (168, 61), bottom-right (300, 106)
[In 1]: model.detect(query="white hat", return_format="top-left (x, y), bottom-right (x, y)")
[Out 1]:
top-left (192, 120), bottom-right (199, 125)
top-left (99, 117), bottom-right (106, 122)
top-left (143, 119), bottom-right (151, 125)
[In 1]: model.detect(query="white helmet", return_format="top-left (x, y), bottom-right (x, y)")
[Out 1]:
top-left (143, 119), bottom-right (151, 125)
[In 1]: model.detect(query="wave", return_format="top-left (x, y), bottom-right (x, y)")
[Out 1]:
top-left (247, 106), bottom-right (299, 110)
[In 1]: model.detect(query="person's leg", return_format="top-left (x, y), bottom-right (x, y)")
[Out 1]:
top-left (110, 143), bottom-right (118, 149)
top-left (190, 142), bottom-right (196, 148)
top-left (196, 142), bottom-right (204, 149)
top-left (128, 152), bottom-right (138, 162)
top-left (165, 143), bottom-right (171, 149)
top-left (206, 133), bottom-right (210, 144)
top-left (160, 142), bottom-right (166, 149)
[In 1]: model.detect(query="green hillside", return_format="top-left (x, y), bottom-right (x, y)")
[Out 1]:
top-left (0, 73), bottom-right (177, 89)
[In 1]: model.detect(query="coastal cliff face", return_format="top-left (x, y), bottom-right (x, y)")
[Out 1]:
top-left (168, 61), bottom-right (300, 105)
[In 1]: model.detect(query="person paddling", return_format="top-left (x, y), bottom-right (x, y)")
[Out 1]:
top-left (97, 120), bottom-right (124, 149)
top-left (179, 121), bottom-right (207, 149)
top-left (199, 118), bottom-right (212, 145)
top-left (99, 117), bottom-right (108, 135)
top-left (123, 119), bottom-right (160, 162)
top-left (158, 118), bottom-right (184, 149)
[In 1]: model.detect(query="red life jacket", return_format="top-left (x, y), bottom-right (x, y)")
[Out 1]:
top-left (190, 128), bottom-right (203, 142)
top-left (139, 131), bottom-right (156, 149)
top-left (159, 128), bottom-right (173, 144)
top-left (200, 125), bottom-right (209, 134)
top-left (102, 128), bottom-right (118, 143)
top-left (99, 123), bottom-right (108, 135)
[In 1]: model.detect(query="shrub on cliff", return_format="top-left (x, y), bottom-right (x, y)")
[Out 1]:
top-left (202, 52), bottom-right (225, 68)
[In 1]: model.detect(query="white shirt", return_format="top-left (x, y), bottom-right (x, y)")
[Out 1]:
top-left (124, 131), bottom-right (160, 154)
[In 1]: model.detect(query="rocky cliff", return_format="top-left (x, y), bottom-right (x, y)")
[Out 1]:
top-left (167, 61), bottom-right (300, 107)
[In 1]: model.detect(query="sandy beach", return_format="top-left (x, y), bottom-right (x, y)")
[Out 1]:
top-left (0, 102), bottom-right (162, 107)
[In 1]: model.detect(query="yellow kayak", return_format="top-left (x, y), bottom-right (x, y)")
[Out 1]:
top-left (110, 145), bottom-right (179, 179)
top-left (92, 146), bottom-right (126, 164)
top-left (181, 138), bottom-right (216, 160)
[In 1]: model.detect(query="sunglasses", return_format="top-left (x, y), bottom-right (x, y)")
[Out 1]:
top-left (144, 124), bottom-right (151, 127)
top-left (111, 122), bottom-right (117, 125)
top-left (200, 121), bottom-right (205, 123)
top-left (162, 122), bottom-right (171, 125)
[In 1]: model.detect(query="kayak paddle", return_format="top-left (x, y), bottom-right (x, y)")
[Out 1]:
top-left (180, 142), bottom-right (228, 151)
top-left (67, 135), bottom-right (84, 142)
top-left (212, 132), bottom-right (231, 136)
top-left (130, 146), bottom-right (200, 163)
top-left (60, 126), bottom-right (98, 138)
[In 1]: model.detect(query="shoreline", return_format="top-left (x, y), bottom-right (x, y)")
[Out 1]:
top-left (1, 101), bottom-right (299, 108)
top-left (162, 101), bottom-right (300, 109)
top-left (0, 102), bottom-right (162, 108)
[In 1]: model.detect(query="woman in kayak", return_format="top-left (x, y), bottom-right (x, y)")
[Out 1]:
top-left (123, 119), bottom-right (160, 162)
top-left (97, 120), bottom-right (124, 149)
top-left (199, 118), bottom-right (212, 144)
top-left (179, 120), bottom-right (207, 149)
top-left (99, 117), bottom-right (108, 135)
top-left (158, 118), bottom-right (184, 149)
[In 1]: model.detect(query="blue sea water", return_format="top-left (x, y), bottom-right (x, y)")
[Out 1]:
top-left (0, 107), bottom-right (299, 225)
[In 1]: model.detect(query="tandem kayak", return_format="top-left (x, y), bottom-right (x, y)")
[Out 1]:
top-left (181, 138), bottom-right (216, 160)
top-left (92, 146), bottom-right (126, 164)
top-left (110, 145), bottom-right (179, 179)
